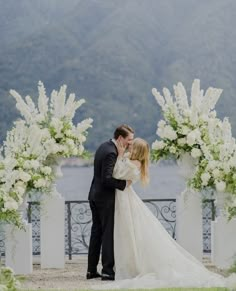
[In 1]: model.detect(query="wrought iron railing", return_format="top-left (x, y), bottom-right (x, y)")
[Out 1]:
top-left (0, 198), bottom-right (216, 259)
top-left (202, 199), bottom-right (215, 253)
top-left (28, 202), bottom-right (41, 255)
top-left (0, 227), bottom-right (5, 259)
top-left (143, 199), bottom-right (176, 238)
top-left (65, 199), bottom-right (177, 259)
top-left (65, 201), bottom-right (92, 258)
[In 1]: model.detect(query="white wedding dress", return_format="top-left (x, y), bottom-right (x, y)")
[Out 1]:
top-left (96, 157), bottom-right (236, 289)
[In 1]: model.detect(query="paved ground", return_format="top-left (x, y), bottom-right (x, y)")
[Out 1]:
top-left (20, 255), bottom-right (227, 290)
top-left (21, 256), bottom-right (105, 290)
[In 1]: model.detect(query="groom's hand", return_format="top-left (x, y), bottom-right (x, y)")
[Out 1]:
top-left (126, 180), bottom-right (132, 187)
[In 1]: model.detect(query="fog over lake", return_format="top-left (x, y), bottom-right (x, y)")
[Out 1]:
top-left (56, 163), bottom-right (186, 201)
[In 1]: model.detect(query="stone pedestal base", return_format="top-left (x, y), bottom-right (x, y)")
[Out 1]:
top-left (211, 216), bottom-right (236, 269)
top-left (40, 189), bottom-right (65, 269)
top-left (176, 189), bottom-right (203, 261)
top-left (5, 223), bottom-right (33, 274)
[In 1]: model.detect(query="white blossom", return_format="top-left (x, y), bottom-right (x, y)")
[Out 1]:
top-left (222, 163), bottom-right (231, 174)
top-left (76, 118), bottom-right (93, 134)
top-left (50, 85), bottom-right (66, 118)
top-left (31, 160), bottom-right (40, 170)
top-left (23, 160), bottom-right (31, 169)
top-left (173, 82), bottom-right (189, 111)
top-left (162, 88), bottom-right (173, 107)
top-left (9, 90), bottom-right (33, 123)
top-left (215, 181), bottom-right (226, 192)
top-left (34, 178), bottom-right (47, 188)
top-left (209, 110), bottom-right (217, 118)
top-left (38, 81), bottom-right (49, 115)
top-left (200, 87), bottom-right (223, 116)
top-left (169, 146), bottom-right (176, 154)
top-left (190, 79), bottom-right (202, 111)
top-left (14, 185), bottom-right (25, 196)
top-left (201, 172), bottom-right (211, 186)
top-left (51, 144), bottom-right (61, 154)
top-left (25, 95), bottom-right (38, 116)
top-left (183, 109), bottom-right (191, 118)
top-left (4, 198), bottom-right (19, 211)
top-left (77, 134), bottom-right (86, 143)
top-left (191, 148), bottom-right (202, 159)
top-left (177, 138), bottom-right (186, 146)
top-left (212, 168), bottom-right (221, 179)
top-left (66, 139), bottom-right (75, 147)
top-left (15, 181), bottom-right (26, 189)
top-left (162, 126), bottom-right (177, 140)
top-left (157, 120), bottom-right (166, 129)
top-left (65, 129), bottom-right (73, 136)
top-left (180, 126), bottom-right (191, 135)
top-left (41, 166), bottom-right (52, 175)
top-left (72, 148), bottom-right (78, 156)
top-left (64, 93), bottom-right (75, 117)
top-left (152, 88), bottom-right (166, 110)
top-left (50, 117), bottom-right (63, 133)
top-left (18, 171), bottom-right (31, 182)
top-left (229, 153), bottom-right (236, 168)
top-left (152, 140), bottom-right (166, 150)
top-left (189, 110), bottom-right (198, 126)
top-left (186, 131), bottom-right (197, 146)
top-left (65, 98), bottom-right (86, 120)
top-left (206, 160), bottom-right (219, 171)
top-left (78, 145), bottom-right (84, 155)
top-left (222, 117), bottom-right (232, 143)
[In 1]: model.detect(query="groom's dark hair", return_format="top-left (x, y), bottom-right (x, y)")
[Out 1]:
top-left (114, 124), bottom-right (134, 139)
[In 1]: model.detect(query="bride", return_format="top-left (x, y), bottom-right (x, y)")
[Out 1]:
top-left (103, 137), bottom-right (236, 289)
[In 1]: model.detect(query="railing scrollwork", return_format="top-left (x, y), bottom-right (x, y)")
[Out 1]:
top-left (0, 198), bottom-right (215, 259)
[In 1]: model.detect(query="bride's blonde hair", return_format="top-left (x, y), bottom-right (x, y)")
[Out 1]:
top-left (130, 138), bottom-right (150, 185)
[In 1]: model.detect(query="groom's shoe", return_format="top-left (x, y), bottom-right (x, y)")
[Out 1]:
top-left (86, 271), bottom-right (102, 280)
top-left (101, 273), bottom-right (115, 281)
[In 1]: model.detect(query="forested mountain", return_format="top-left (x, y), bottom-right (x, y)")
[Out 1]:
top-left (0, 0), bottom-right (236, 150)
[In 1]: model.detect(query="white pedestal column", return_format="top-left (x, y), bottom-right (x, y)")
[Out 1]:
top-left (176, 189), bottom-right (203, 261)
top-left (5, 223), bottom-right (33, 275)
top-left (211, 216), bottom-right (236, 269)
top-left (40, 186), bottom-right (65, 269)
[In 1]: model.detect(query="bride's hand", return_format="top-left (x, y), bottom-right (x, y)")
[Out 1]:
top-left (117, 139), bottom-right (126, 157)
top-left (126, 180), bottom-right (132, 187)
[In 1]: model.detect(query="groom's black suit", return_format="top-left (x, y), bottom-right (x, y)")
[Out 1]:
top-left (87, 140), bottom-right (126, 277)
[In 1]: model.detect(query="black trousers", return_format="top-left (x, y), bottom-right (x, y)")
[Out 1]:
top-left (87, 200), bottom-right (115, 276)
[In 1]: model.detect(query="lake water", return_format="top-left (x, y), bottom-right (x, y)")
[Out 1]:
top-left (56, 163), bottom-right (186, 201)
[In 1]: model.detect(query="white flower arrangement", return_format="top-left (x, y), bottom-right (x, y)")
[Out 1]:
top-left (0, 82), bottom-right (93, 227)
top-left (10, 81), bottom-right (93, 159)
top-left (152, 79), bottom-right (222, 162)
top-left (151, 79), bottom-right (236, 219)
top-left (190, 117), bottom-right (236, 199)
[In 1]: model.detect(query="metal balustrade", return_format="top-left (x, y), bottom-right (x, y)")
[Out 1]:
top-left (0, 199), bottom-right (215, 259)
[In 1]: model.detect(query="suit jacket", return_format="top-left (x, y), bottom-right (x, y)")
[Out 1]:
top-left (88, 140), bottom-right (126, 201)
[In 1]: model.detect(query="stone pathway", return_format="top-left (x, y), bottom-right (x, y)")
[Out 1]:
top-left (21, 256), bottom-right (227, 290)
top-left (21, 256), bottom-right (105, 290)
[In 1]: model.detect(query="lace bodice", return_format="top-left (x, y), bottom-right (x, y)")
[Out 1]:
top-left (113, 157), bottom-right (140, 183)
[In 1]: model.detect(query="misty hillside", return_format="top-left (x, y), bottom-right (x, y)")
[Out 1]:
top-left (0, 0), bottom-right (236, 149)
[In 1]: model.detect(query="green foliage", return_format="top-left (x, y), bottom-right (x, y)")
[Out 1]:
top-left (19, 288), bottom-right (229, 291)
top-left (227, 254), bottom-right (236, 276)
top-left (0, 266), bottom-right (20, 291)
top-left (0, 211), bottom-right (24, 230)
top-left (227, 206), bottom-right (236, 221)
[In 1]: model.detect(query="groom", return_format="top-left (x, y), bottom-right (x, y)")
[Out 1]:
top-left (87, 124), bottom-right (134, 281)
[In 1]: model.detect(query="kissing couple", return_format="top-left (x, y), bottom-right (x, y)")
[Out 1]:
top-left (86, 124), bottom-right (235, 289)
